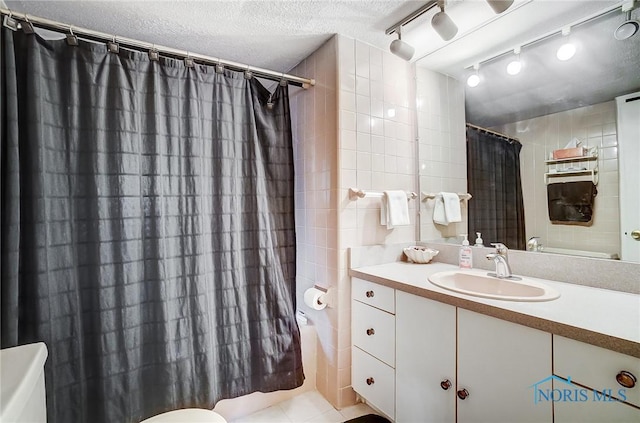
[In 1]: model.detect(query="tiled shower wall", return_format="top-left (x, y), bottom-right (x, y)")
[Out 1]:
top-left (289, 37), bottom-right (340, 405)
top-left (492, 101), bottom-right (620, 256)
top-left (416, 68), bottom-right (468, 241)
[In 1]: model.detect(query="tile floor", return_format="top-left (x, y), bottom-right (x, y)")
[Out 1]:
top-left (229, 391), bottom-right (377, 423)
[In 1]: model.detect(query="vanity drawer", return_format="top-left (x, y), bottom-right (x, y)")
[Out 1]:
top-left (352, 346), bottom-right (395, 420)
top-left (352, 300), bottom-right (395, 367)
top-left (554, 335), bottom-right (640, 407)
top-left (352, 278), bottom-right (395, 313)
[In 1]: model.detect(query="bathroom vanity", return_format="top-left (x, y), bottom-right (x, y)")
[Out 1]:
top-left (350, 261), bottom-right (640, 423)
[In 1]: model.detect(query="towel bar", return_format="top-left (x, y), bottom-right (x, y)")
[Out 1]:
top-left (349, 188), bottom-right (417, 201)
top-left (421, 192), bottom-right (472, 202)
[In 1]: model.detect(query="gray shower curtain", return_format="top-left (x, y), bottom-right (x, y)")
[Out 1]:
top-left (1, 27), bottom-right (303, 423)
top-left (467, 126), bottom-right (526, 250)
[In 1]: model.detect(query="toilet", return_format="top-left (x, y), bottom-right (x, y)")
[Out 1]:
top-left (141, 408), bottom-right (227, 423)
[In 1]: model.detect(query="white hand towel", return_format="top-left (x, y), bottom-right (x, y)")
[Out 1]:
top-left (432, 194), bottom-right (448, 225)
top-left (432, 192), bottom-right (461, 225)
top-left (380, 190), bottom-right (410, 229)
top-left (442, 192), bottom-right (462, 223)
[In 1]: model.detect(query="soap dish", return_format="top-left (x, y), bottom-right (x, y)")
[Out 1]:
top-left (403, 246), bottom-right (439, 264)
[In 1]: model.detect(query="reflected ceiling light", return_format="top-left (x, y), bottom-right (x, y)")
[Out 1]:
top-left (556, 27), bottom-right (576, 61)
top-left (432, 1), bottom-right (458, 41)
top-left (486, 0), bottom-right (514, 14)
top-left (467, 64), bottom-right (480, 87)
top-left (614, 10), bottom-right (639, 40)
top-left (506, 47), bottom-right (522, 75)
top-left (389, 26), bottom-right (415, 61)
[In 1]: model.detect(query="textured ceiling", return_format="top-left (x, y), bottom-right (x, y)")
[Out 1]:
top-left (3, 0), bottom-right (425, 74)
top-left (3, 0), bottom-right (639, 126)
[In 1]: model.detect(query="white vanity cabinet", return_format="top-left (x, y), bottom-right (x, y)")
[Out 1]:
top-left (553, 335), bottom-right (640, 422)
top-left (395, 292), bottom-right (552, 423)
top-left (457, 309), bottom-right (552, 423)
top-left (351, 278), bottom-right (396, 419)
top-left (395, 291), bottom-right (456, 422)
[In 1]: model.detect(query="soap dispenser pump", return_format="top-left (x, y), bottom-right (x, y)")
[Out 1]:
top-left (474, 232), bottom-right (484, 247)
top-left (459, 234), bottom-right (473, 269)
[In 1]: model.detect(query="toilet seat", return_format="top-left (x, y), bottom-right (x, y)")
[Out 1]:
top-left (141, 408), bottom-right (227, 423)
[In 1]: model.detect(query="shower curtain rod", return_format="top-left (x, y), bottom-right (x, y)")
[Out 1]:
top-left (0, 8), bottom-right (315, 89)
top-left (466, 123), bottom-right (520, 144)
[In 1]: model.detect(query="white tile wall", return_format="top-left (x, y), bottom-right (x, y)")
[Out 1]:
top-left (290, 36), bottom-right (340, 406)
top-left (492, 101), bottom-right (620, 256)
top-left (416, 68), bottom-right (468, 242)
top-left (336, 35), bottom-right (418, 408)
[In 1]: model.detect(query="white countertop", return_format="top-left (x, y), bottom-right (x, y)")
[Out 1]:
top-left (350, 262), bottom-right (640, 357)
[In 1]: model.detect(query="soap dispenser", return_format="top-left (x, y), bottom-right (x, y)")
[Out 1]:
top-left (459, 234), bottom-right (473, 269)
top-left (474, 232), bottom-right (484, 247)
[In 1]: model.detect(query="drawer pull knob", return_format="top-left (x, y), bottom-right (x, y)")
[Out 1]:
top-left (366, 377), bottom-right (375, 386)
top-left (440, 379), bottom-right (452, 390)
top-left (365, 290), bottom-right (375, 298)
top-left (616, 371), bottom-right (637, 388)
top-left (457, 388), bottom-right (469, 400)
top-left (366, 328), bottom-right (375, 336)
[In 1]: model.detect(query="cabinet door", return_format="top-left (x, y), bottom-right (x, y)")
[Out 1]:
top-left (396, 291), bottom-right (456, 423)
top-left (554, 380), bottom-right (640, 423)
top-left (457, 309), bottom-right (552, 423)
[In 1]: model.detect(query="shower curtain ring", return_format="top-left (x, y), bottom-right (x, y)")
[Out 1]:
top-left (279, 72), bottom-right (287, 86)
top-left (66, 26), bottom-right (79, 46)
top-left (22, 14), bottom-right (35, 34)
top-left (107, 35), bottom-right (119, 54)
top-left (184, 52), bottom-right (194, 68)
top-left (3, 11), bottom-right (19, 31)
top-left (244, 66), bottom-right (253, 80)
top-left (149, 44), bottom-right (159, 61)
top-left (215, 59), bottom-right (224, 74)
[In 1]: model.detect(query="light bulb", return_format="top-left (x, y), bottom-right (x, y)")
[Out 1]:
top-left (556, 43), bottom-right (576, 61)
top-left (507, 59), bottom-right (521, 75)
top-left (467, 74), bottom-right (480, 87)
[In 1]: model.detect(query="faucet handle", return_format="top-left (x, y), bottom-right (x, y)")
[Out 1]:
top-left (490, 243), bottom-right (509, 254)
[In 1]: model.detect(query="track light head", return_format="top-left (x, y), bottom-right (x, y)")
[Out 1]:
top-left (389, 27), bottom-right (414, 61)
top-left (467, 64), bottom-right (480, 87)
top-left (486, 0), bottom-right (514, 14)
top-left (432, 3), bottom-right (458, 41)
top-left (614, 11), bottom-right (639, 40)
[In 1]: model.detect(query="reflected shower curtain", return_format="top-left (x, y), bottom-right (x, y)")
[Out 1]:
top-left (1, 27), bottom-right (303, 423)
top-left (467, 126), bottom-right (526, 250)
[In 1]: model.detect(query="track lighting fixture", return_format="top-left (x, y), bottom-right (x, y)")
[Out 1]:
top-left (486, 0), bottom-right (514, 14)
top-left (467, 64), bottom-right (480, 87)
top-left (432, 1), bottom-right (458, 41)
top-left (614, 10), bottom-right (639, 40)
top-left (556, 27), bottom-right (576, 61)
top-left (506, 47), bottom-right (522, 75)
top-left (389, 26), bottom-right (415, 61)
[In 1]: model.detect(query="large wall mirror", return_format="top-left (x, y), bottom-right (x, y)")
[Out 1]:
top-left (414, 0), bottom-right (640, 263)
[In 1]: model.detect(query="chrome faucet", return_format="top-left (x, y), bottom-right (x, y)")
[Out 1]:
top-left (486, 243), bottom-right (516, 279)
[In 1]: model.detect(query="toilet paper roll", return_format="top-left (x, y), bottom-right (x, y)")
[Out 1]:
top-left (304, 287), bottom-right (327, 311)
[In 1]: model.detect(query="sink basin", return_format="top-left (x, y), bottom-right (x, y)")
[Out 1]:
top-left (428, 269), bottom-right (560, 302)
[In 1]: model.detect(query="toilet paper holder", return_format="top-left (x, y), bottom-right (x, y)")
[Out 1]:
top-left (304, 285), bottom-right (332, 310)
